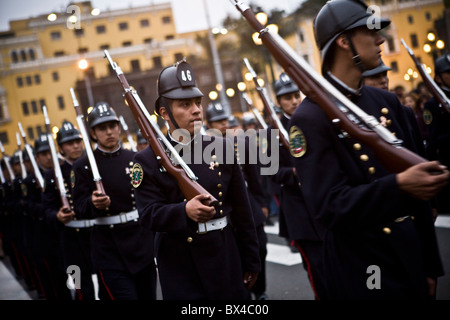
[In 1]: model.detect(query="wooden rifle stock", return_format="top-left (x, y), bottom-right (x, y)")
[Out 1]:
top-left (233, 2), bottom-right (426, 173)
top-left (105, 51), bottom-right (218, 206)
top-left (401, 39), bottom-right (450, 114)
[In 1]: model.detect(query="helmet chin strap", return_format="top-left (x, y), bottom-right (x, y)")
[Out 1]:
top-left (346, 34), bottom-right (366, 73)
top-left (160, 97), bottom-right (180, 130)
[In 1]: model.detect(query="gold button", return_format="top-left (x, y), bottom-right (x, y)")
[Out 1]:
top-left (411, 216), bottom-right (415, 220)
top-left (381, 108), bottom-right (389, 114)
top-left (215, 162), bottom-right (219, 167)
top-left (187, 237), bottom-right (193, 243)
top-left (386, 119), bottom-right (391, 126)
top-left (217, 184), bottom-right (222, 188)
top-left (220, 210), bottom-right (223, 215)
top-left (109, 225), bottom-right (114, 229)
top-left (218, 192), bottom-right (223, 197)
top-left (368, 167), bottom-right (376, 174)
top-left (212, 155), bottom-right (216, 160)
top-left (218, 202), bottom-right (222, 206)
top-left (183, 199), bottom-right (187, 202)
top-left (129, 161), bottom-right (133, 166)
top-left (218, 172), bottom-right (222, 177)
top-left (360, 154), bottom-right (369, 161)
top-left (76, 228), bottom-right (80, 232)
top-left (382, 227), bottom-right (391, 234)
top-left (353, 143), bottom-right (361, 150)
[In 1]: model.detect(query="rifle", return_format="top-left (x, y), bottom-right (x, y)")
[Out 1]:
top-left (18, 122), bottom-right (45, 191)
top-left (42, 106), bottom-right (71, 210)
top-left (241, 92), bottom-right (268, 130)
top-left (16, 132), bottom-right (27, 180)
top-left (119, 115), bottom-right (138, 152)
top-left (0, 141), bottom-right (14, 180)
top-left (104, 50), bottom-right (218, 207)
top-left (69, 88), bottom-right (106, 196)
top-left (231, 0), bottom-right (427, 173)
top-left (401, 39), bottom-right (450, 114)
top-left (243, 57), bottom-right (290, 150)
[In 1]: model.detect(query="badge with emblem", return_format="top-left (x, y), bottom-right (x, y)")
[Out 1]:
top-left (70, 170), bottom-right (76, 189)
top-left (289, 126), bottom-right (306, 158)
top-left (423, 109), bottom-right (432, 125)
top-left (131, 163), bottom-right (144, 188)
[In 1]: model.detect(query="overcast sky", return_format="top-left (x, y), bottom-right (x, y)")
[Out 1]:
top-left (0, 0), bottom-right (301, 33)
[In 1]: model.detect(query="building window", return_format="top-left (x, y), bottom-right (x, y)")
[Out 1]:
top-left (34, 74), bottom-right (41, 84)
top-left (140, 19), bottom-right (150, 27)
top-left (57, 96), bottom-right (65, 110)
top-left (20, 50), bottom-right (27, 62)
top-left (31, 100), bottom-right (38, 114)
top-left (50, 31), bottom-right (61, 40)
top-left (11, 51), bottom-right (18, 63)
top-left (54, 51), bottom-right (65, 57)
top-left (425, 12), bottom-right (431, 21)
top-left (162, 16), bottom-right (171, 24)
top-left (22, 102), bottom-right (29, 115)
top-left (407, 15), bottom-right (413, 24)
top-left (39, 99), bottom-right (46, 110)
top-left (119, 22), bottom-right (128, 30)
top-left (96, 25), bottom-right (106, 34)
top-left (78, 47), bottom-right (88, 54)
top-left (131, 59), bottom-right (141, 72)
top-left (303, 54), bottom-right (309, 63)
top-left (174, 52), bottom-right (183, 62)
top-left (27, 127), bottom-right (34, 140)
top-left (165, 35), bottom-right (174, 40)
top-left (386, 36), bottom-right (395, 52)
top-left (410, 33), bottom-right (418, 48)
top-left (100, 44), bottom-right (110, 50)
top-left (298, 31), bottom-right (304, 43)
top-left (390, 61), bottom-right (398, 73)
top-left (74, 29), bottom-right (84, 37)
top-left (52, 71), bottom-right (59, 82)
top-left (25, 76), bottom-right (32, 86)
top-left (29, 49), bottom-right (36, 60)
top-left (16, 77), bottom-right (23, 87)
top-left (0, 104), bottom-right (3, 120)
top-left (122, 41), bottom-right (132, 47)
top-left (36, 126), bottom-right (43, 136)
top-left (144, 38), bottom-right (153, 44)
top-left (0, 132), bottom-right (8, 145)
top-left (152, 56), bottom-right (162, 69)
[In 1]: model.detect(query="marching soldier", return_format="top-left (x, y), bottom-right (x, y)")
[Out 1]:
top-left (71, 102), bottom-right (156, 300)
top-left (289, 0), bottom-right (448, 299)
top-left (423, 53), bottom-right (450, 214)
top-left (42, 121), bottom-right (97, 300)
top-left (362, 59), bottom-right (391, 91)
top-left (206, 103), bottom-right (269, 300)
top-left (133, 60), bottom-right (261, 300)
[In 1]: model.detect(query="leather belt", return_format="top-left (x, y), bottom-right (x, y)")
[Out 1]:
top-left (197, 216), bottom-right (227, 234)
top-left (65, 219), bottom-right (95, 228)
top-left (93, 210), bottom-right (139, 225)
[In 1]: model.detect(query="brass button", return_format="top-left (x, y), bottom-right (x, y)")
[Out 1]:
top-left (353, 143), bottom-right (361, 151)
top-left (410, 216), bottom-right (415, 220)
top-left (215, 162), bottom-right (219, 167)
top-left (187, 237), bottom-right (193, 243)
top-left (382, 227), bottom-right (391, 234)
top-left (109, 225), bottom-right (114, 229)
top-left (218, 192), bottom-right (223, 197)
top-left (76, 228), bottom-right (80, 232)
top-left (360, 154), bottom-right (369, 161)
top-left (386, 119), bottom-right (391, 126)
top-left (212, 155), bottom-right (216, 160)
top-left (220, 210), bottom-right (223, 215)
top-left (218, 172), bottom-right (222, 177)
top-left (368, 167), bottom-right (376, 174)
top-left (217, 184), bottom-right (222, 188)
top-left (218, 202), bottom-right (222, 206)
top-left (381, 108), bottom-right (389, 114)
top-left (183, 199), bottom-right (187, 202)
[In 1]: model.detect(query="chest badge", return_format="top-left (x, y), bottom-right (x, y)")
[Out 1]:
top-left (131, 163), bottom-right (144, 188)
top-left (289, 126), bottom-right (306, 158)
top-left (423, 109), bottom-right (432, 125)
top-left (70, 170), bottom-right (76, 189)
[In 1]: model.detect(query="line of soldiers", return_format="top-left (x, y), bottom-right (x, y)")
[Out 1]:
top-left (1, 0), bottom-right (450, 301)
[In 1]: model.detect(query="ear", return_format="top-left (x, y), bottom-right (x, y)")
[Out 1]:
top-left (90, 128), bottom-right (97, 141)
top-left (335, 34), bottom-right (350, 50)
top-left (159, 107), bottom-right (170, 122)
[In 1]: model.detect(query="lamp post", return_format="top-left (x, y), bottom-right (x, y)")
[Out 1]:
top-left (423, 31), bottom-right (446, 60)
top-left (77, 58), bottom-right (95, 108)
top-left (404, 67), bottom-right (419, 90)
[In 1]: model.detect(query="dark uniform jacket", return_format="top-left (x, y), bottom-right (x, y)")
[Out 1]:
top-left (133, 134), bottom-right (261, 300)
top-left (289, 77), bottom-right (443, 299)
top-left (71, 147), bottom-right (154, 275)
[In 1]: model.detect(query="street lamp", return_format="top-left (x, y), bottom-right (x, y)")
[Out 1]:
top-left (404, 67), bottom-right (419, 90)
top-left (77, 58), bottom-right (95, 108)
top-left (423, 31), bottom-right (446, 60)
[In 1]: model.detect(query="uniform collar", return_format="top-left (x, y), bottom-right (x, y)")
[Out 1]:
top-left (325, 71), bottom-right (362, 101)
top-left (96, 144), bottom-right (121, 158)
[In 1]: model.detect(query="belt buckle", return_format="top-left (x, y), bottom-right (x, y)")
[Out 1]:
top-left (197, 222), bottom-right (208, 235)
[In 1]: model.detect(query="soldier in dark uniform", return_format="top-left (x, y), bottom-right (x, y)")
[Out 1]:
top-left (136, 130), bottom-right (149, 152)
top-left (206, 103), bottom-right (269, 300)
top-left (288, 0), bottom-right (449, 299)
top-left (362, 59), bottom-right (391, 91)
top-left (268, 72), bottom-right (327, 300)
top-left (71, 102), bottom-right (156, 300)
top-left (133, 60), bottom-right (261, 300)
top-left (42, 121), bottom-right (98, 300)
top-left (423, 53), bottom-right (450, 214)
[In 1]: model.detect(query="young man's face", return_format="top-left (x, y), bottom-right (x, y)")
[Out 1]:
top-left (91, 121), bottom-right (121, 152)
top-left (278, 91), bottom-right (302, 117)
top-left (161, 97), bottom-right (203, 136)
top-left (208, 119), bottom-right (229, 136)
top-left (363, 72), bottom-right (389, 91)
top-left (60, 139), bottom-right (84, 163)
top-left (351, 27), bottom-right (385, 71)
top-left (36, 150), bottom-right (53, 171)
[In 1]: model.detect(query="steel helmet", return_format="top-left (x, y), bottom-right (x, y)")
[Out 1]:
top-left (228, 115), bottom-right (240, 128)
top-left (314, 0), bottom-right (390, 65)
top-left (362, 59), bottom-right (391, 77)
top-left (155, 60), bottom-right (204, 115)
top-left (87, 102), bottom-right (119, 129)
top-left (34, 134), bottom-right (50, 154)
top-left (274, 72), bottom-right (300, 98)
top-left (57, 121), bottom-right (82, 145)
top-left (435, 53), bottom-right (450, 74)
top-left (241, 112), bottom-right (256, 126)
top-left (136, 131), bottom-right (147, 144)
top-left (206, 103), bottom-right (229, 123)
